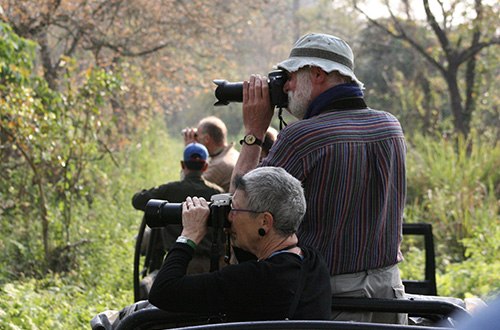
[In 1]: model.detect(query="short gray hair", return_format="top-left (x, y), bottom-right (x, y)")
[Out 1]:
top-left (233, 167), bottom-right (306, 237)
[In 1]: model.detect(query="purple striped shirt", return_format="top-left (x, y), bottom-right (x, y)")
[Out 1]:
top-left (261, 109), bottom-right (406, 275)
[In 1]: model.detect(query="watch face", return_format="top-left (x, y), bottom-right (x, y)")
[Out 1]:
top-left (245, 135), bottom-right (256, 144)
top-left (177, 237), bottom-right (188, 243)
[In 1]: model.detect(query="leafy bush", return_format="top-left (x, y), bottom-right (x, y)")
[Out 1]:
top-left (0, 123), bottom-right (182, 329)
top-left (401, 132), bottom-right (500, 299)
top-left (0, 22), bottom-right (184, 328)
top-left (1, 20), bottom-right (126, 276)
top-left (438, 224), bottom-right (500, 300)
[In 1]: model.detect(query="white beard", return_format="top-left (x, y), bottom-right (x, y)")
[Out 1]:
top-left (288, 70), bottom-right (313, 119)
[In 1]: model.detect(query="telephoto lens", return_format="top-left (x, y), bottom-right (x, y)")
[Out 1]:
top-left (145, 199), bottom-right (183, 228)
top-left (213, 80), bottom-right (243, 106)
top-left (144, 194), bottom-right (232, 229)
top-left (213, 70), bottom-right (288, 108)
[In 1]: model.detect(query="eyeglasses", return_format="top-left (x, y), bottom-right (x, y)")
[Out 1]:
top-left (230, 203), bottom-right (263, 215)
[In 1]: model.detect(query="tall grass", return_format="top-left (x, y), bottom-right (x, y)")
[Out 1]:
top-left (401, 132), bottom-right (500, 299)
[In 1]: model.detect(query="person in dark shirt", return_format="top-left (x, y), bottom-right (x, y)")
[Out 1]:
top-left (132, 142), bottom-right (223, 211)
top-left (132, 143), bottom-right (224, 280)
top-left (148, 166), bottom-right (331, 321)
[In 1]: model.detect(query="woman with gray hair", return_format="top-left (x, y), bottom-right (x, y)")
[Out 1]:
top-left (149, 166), bottom-right (331, 322)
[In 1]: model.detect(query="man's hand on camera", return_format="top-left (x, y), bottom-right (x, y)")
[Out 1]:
top-left (181, 196), bottom-right (210, 245)
top-left (242, 75), bottom-right (274, 137)
top-left (230, 75), bottom-right (274, 193)
top-left (182, 127), bottom-right (198, 146)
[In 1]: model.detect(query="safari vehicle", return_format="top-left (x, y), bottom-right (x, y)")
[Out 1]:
top-left (91, 208), bottom-right (485, 330)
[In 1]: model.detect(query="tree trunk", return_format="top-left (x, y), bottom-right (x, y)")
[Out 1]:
top-left (445, 68), bottom-right (468, 136)
top-left (38, 31), bottom-right (59, 91)
top-left (463, 57), bottom-right (477, 136)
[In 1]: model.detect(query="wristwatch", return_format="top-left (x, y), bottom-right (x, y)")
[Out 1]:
top-left (240, 134), bottom-right (263, 146)
top-left (176, 236), bottom-right (197, 249)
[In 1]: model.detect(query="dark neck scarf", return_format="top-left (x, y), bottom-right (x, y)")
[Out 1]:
top-left (303, 83), bottom-right (364, 119)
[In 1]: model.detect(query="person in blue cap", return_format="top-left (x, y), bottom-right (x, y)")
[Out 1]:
top-left (132, 142), bottom-right (223, 212)
top-left (132, 143), bottom-right (224, 297)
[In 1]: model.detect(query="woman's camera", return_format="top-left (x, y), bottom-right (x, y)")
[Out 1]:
top-left (213, 70), bottom-right (288, 108)
top-left (145, 193), bottom-right (232, 229)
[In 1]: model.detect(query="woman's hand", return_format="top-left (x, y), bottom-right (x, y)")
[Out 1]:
top-left (180, 196), bottom-right (210, 245)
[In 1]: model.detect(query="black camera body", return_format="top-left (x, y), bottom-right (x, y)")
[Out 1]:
top-left (213, 70), bottom-right (288, 108)
top-left (145, 193), bottom-right (231, 229)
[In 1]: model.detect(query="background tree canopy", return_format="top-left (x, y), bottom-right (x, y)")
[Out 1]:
top-left (0, 0), bottom-right (499, 328)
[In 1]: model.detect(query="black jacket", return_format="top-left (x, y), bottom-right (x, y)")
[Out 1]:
top-left (149, 243), bottom-right (332, 321)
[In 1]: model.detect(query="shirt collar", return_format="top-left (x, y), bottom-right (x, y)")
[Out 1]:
top-left (304, 83), bottom-right (363, 119)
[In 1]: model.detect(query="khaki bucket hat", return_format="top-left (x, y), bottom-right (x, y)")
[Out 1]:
top-left (275, 33), bottom-right (364, 88)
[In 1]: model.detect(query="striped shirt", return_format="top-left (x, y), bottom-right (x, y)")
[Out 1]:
top-left (261, 109), bottom-right (406, 275)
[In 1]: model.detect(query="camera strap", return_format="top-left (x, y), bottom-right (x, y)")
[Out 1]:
top-left (277, 97), bottom-right (368, 132)
top-left (278, 107), bottom-right (288, 131)
top-left (318, 97), bottom-right (368, 114)
top-left (224, 231), bottom-right (232, 265)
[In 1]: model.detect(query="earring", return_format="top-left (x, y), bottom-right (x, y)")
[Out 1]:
top-left (258, 228), bottom-right (266, 237)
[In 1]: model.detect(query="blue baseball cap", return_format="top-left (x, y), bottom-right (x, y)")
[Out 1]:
top-left (183, 143), bottom-right (209, 163)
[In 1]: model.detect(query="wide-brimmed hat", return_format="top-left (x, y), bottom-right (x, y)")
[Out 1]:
top-left (274, 33), bottom-right (363, 88)
top-left (183, 143), bottom-right (208, 163)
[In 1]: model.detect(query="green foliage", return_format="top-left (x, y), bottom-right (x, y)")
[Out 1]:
top-left (0, 23), bottom-right (36, 85)
top-left (354, 1), bottom-right (500, 137)
top-left (401, 132), bottom-right (500, 298)
top-left (0, 21), bottom-right (126, 275)
top-left (0, 120), bottom-right (180, 329)
top-left (438, 224), bottom-right (500, 300)
top-left (405, 133), bottom-right (500, 258)
top-left (357, 22), bottom-right (451, 136)
top-left (0, 276), bottom-right (125, 329)
top-left (399, 240), bottom-right (426, 282)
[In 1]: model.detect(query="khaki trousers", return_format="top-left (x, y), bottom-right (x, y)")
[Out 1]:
top-left (330, 264), bottom-right (408, 324)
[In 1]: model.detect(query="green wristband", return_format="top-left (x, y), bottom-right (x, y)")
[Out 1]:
top-left (176, 236), bottom-right (197, 249)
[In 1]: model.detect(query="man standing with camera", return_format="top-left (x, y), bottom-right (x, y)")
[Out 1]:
top-left (232, 33), bottom-right (407, 324)
top-left (183, 116), bottom-right (239, 192)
